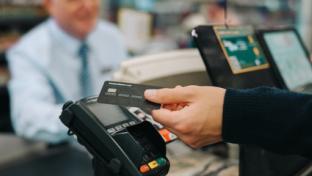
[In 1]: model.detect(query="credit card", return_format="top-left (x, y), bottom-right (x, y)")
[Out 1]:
top-left (98, 81), bottom-right (161, 112)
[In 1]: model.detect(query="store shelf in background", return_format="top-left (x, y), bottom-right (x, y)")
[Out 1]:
top-left (0, 32), bottom-right (20, 51)
top-left (0, 3), bottom-right (47, 88)
top-left (0, 5), bottom-right (47, 19)
top-left (0, 0), bottom-right (41, 6)
top-left (0, 16), bottom-right (47, 32)
top-left (0, 4), bottom-right (48, 33)
top-left (118, 8), bottom-right (153, 53)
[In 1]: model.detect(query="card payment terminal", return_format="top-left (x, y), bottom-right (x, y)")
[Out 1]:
top-left (59, 96), bottom-right (170, 176)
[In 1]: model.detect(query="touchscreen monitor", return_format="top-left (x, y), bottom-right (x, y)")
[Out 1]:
top-left (262, 30), bottom-right (312, 90)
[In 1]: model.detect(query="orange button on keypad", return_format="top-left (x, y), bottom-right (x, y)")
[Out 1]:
top-left (139, 165), bottom-right (150, 174)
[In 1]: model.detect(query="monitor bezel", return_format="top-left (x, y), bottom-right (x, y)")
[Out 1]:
top-left (192, 25), bottom-right (278, 89)
top-left (213, 25), bottom-right (270, 74)
top-left (257, 27), bottom-right (312, 90)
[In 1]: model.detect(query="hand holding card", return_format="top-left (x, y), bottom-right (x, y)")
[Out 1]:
top-left (98, 81), bottom-right (177, 143)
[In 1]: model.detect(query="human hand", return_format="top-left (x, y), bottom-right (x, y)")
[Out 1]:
top-left (144, 86), bottom-right (226, 149)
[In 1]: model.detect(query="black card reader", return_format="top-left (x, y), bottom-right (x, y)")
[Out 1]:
top-left (59, 96), bottom-right (170, 176)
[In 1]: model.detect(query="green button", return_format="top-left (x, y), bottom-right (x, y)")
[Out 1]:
top-left (156, 158), bottom-right (167, 166)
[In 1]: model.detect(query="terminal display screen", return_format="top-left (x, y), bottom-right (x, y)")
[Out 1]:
top-left (87, 102), bottom-right (129, 126)
top-left (214, 26), bottom-right (269, 74)
top-left (263, 31), bottom-right (312, 90)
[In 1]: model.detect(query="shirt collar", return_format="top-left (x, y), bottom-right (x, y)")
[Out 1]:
top-left (48, 18), bottom-right (92, 55)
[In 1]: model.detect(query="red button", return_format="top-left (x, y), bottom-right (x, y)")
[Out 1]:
top-left (139, 165), bottom-right (150, 174)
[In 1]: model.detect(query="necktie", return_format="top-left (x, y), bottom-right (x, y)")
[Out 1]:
top-left (78, 42), bottom-right (93, 97)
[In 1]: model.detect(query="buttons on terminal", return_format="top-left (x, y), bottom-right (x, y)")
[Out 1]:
top-left (148, 161), bottom-right (159, 169)
top-left (139, 157), bottom-right (167, 174)
top-left (156, 158), bottom-right (167, 167)
top-left (129, 121), bottom-right (136, 125)
top-left (122, 123), bottom-right (130, 128)
top-left (107, 121), bottom-right (138, 134)
top-left (115, 125), bottom-right (123, 131)
top-left (107, 128), bottom-right (116, 134)
top-left (139, 165), bottom-right (150, 174)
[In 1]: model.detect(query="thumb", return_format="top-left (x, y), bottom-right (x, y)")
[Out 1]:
top-left (144, 87), bottom-right (191, 104)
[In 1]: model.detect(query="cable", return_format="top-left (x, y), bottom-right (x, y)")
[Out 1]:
top-left (224, 0), bottom-right (229, 28)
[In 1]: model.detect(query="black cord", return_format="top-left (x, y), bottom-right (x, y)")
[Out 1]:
top-left (224, 0), bottom-right (229, 28)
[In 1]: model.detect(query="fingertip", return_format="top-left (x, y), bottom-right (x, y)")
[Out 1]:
top-left (144, 89), bottom-right (157, 100)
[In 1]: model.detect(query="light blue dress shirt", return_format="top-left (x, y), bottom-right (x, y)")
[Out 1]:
top-left (7, 19), bottom-right (128, 143)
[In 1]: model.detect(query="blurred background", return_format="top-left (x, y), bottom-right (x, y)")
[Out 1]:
top-left (0, 0), bottom-right (311, 87)
top-left (0, 0), bottom-right (312, 176)
top-left (0, 0), bottom-right (311, 57)
top-left (1, 0), bottom-right (311, 89)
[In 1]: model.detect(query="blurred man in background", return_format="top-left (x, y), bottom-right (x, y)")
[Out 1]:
top-left (7, 0), bottom-right (127, 143)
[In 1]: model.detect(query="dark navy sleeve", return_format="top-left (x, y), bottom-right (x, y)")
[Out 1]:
top-left (222, 87), bottom-right (312, 158)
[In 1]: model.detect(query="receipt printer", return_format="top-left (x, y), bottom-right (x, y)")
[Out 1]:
top-left (59, 97), bottom-right (170, 176)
